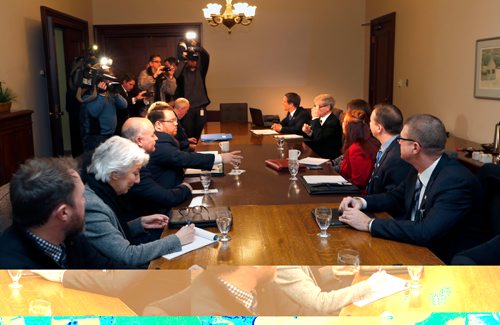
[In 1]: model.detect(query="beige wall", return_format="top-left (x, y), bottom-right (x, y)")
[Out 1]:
top-left (0, 0), bottom-right (93, 156)
top-left (366, 0), bottom-right (500, 144)
top-left (92, 0), bottom-right (366, 115)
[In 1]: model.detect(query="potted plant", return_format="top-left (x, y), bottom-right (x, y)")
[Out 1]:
top-left (0, 81), bottom-right (17, 113)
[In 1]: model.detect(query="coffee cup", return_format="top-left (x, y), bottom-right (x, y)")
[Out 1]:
top-left (288, 149), bottom-right (301, 160)
top-left (219, 141), bottom-right (230, 152)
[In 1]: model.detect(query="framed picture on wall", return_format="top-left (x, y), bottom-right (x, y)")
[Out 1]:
top-left (475, 36), bottom-right (500, 99)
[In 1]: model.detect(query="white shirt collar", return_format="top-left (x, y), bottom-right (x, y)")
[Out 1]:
top-left (320, 112), bottom-right (332, 124)
top-left (418, 155), bottom-right (442, 188)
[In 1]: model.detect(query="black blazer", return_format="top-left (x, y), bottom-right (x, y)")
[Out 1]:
top-left (303, 114), bottom-right (342, 159)
top-left (280, 107), bottom-right (311, 135)
top-left (148, 132), bottom-right (214, 189)
top-left (0, 225), bottom-right (126, 269)
top-left (365, 154), bottom-right (484, 263)
top-left (366, 138), bottom-right (413, 199)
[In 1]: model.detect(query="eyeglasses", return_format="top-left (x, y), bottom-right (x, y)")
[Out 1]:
top-left (313, 104), bottom-right (329, 109)
top-left (151, 60), bottom-right (162, 63)
top-left (396, 136), bottom-right (420, 145)
top-left (159, 119), bottom-right (178, 124)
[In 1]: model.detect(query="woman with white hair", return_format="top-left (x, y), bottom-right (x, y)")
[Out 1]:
top-left (84, 136), bottom-right (195, 268)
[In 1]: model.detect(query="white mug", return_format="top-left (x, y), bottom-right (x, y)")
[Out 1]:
top-left (219, 141), bottom-right (230, 152)
top-left (288, 149), bottom-right (301, 160)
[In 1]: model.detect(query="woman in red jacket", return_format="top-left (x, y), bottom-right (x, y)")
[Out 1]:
top-left (339, 110), bottom-right (380, 193)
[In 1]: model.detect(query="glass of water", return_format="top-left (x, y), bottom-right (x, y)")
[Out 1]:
top-left (276, 137), bottom-right (285, 150)
top-left (216, 209), bottom-right (232, 242)
top-left (8, 270), bottom-right (23, 289)
top-left (407, 265), bottom-right (424, 289)
top-left (200, 171), bottom-right (211, 193)
top-left (29, 299), bottom-right (52, 316)
top-left (337, 248), bottom-right (360, 273)
top-left (314, 207), bottom-right (332, 238)
top-left (288, 159), bottom-right (299, 181)
top-left (230, 159), bottom-right (242, 175)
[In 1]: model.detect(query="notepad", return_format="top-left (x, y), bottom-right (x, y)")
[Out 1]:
top-left (162, 227), bottom-right (218, 260)
top-left (274, 134), bottom-right (303, 140)
top-left (299, 157), bottom-right (330, 166)
top-left (302, 175), bottom-right (351, 185)
top-left (251, 129), bottom-right (279, 135)
top-left (353, 273), bottom-right (408, 307)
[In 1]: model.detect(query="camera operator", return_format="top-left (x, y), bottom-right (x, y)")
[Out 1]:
top-left (81, 80), bottom-right (127, 151)
top-left (174, 40), bottom-right (210, 140)
top-left (160, 57), bottom-right (178, 105)
top-left (138, 55), bottom-right (167, 102)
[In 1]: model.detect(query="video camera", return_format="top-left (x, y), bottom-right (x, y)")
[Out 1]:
top-left (79, 45), bottom-right (117, 89)
top-left (177, 31), bottom-right (199, 61)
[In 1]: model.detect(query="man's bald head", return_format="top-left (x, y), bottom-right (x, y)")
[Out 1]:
top-left (121, 117), bottom-right (158, 154)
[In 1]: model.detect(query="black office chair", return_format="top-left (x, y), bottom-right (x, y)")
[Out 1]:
top-left (220, 103), bottom-right (248, 122)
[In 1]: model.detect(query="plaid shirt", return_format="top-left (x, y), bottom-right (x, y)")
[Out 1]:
top-left (26, 231), bottom-right (67, 268)
top-left (218, 276), bottom-right (256, 311)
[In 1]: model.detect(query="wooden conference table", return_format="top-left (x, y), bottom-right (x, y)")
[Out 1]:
top-left (340, 266), bottom-right (500, 316)
top-left (149, 122), bottom-right (444, 269)
top-left (0, 271), bottom-right (136, 316)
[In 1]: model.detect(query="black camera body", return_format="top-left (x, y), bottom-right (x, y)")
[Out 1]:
top-left (82, 66), bottom-right (117, 89)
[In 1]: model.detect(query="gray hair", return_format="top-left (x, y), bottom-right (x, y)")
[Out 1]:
top-left (174, 97), bottom-right (189, 109)
top-left (313, 94), bottom-right (335, 111)
top-left (88, 136), bottom-right (149, 182)
top-left (405, 114), bottom-right (447, 156)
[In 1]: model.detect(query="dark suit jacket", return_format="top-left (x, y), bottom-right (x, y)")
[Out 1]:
top-left (365, 154), bottom-right (483, 263)
top-left (367, 138), bottom-right (413, 200)
top-left (304, 113), bottom-right (342, 159)
top-left (280, 107), bottom-right (311, 135)
top-left (0, 225), bottom-right (126, 269)
top-left (148, 132), bottom-right (214, 189)
top-left (174, 111), bottom-right (191, 151)
top-left (126, 166), bottom-right (192, 216)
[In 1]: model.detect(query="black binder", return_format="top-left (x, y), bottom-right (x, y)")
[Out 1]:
top-left (299, 175), bottom-right (360, 195)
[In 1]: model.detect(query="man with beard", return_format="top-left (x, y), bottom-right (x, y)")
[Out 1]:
top-left (0, 158), bottom-right (126, 268)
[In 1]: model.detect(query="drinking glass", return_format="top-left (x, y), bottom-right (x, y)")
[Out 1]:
top-left (230, 159), bottom-right (242, 175)
top-left (314, 207), bottom-right (332, 238)
top-left (216, 209), bottom-right (232, 242)
top-left (8, 270), bottom-right (23, 289)
top-left (200, 171), bottom-right (211, 193)
top-left (29, 299), bottom-right (52, 316)
top-left (178, 207), bottom-right (191, 224)
top-left (288, 159), bottom-right (299, 181)
top-left (276, 137), bottom-right (285, 150)
top-left (337, 248), bottom-right (360, 273)
top-left (407, 265), bottom-right (424, 289)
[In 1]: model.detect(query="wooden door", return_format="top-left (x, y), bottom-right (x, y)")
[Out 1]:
top-left (41, 6), bottom-right (89, 156)
top-left (369, 12), bottom-right (396, 106)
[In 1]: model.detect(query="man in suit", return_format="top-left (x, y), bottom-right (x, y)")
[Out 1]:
top-left (367, 103), bottom-right (413, 200)
top-left (0, 158), bottom-right (125, 268)
top-left (271, 92), bottom-right (311, 135)
top-left (115, 74), bottom-right (147, 134)
top-left (147, 104), bottom-right (243, 189)
top-left (173, 97), bottom-right (197, 151)
top-left (302, 94), bottom-right (342, 159)
top-left (122, 117), bottom-right (193, 220)
top-left (339, 114), bottom-right (483, 263)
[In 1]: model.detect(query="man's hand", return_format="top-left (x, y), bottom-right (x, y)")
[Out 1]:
top-left (97, 81), bottom-right (107, 91)
top-left (271, 123), bottom-right (282, 132)
top-left (141, 214), bottom-right (169, 229)
top-left (188, 137), bottom-right (197, 144)
top-left (311, 106), bottom-right (320, 119)
top-left (302, 123), bottom-right (312, 136)
top-left (221, 151), bottom-right (243, 165)
top-left (180, 182), bottom-right (193, 191)
top-left (153, 66), bottom-right (165, 78)
top-left (339, 196), bottom-right (363, 211)
top-left (339, 208), bottom-right (372, 232)
top-left (136, 90), bottom-right (146, 100)
top-left (175, 224), bottom-right (196, 245)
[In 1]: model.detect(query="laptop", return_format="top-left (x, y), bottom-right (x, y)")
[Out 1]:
top-left (250, 107), bottom-right (279, 128)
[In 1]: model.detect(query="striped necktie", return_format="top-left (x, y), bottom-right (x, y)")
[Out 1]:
top-left (410, 177), bottom-right (423, 221)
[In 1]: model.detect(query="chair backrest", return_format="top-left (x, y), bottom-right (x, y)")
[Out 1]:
top-left (220, 103), bottom-right (248, 122)
top-left (477, 163), bottom-right (500, 236)
top-left (0, 182), bottom-right (12, 234)
top-left (249, 107), bottom-right (265, 126)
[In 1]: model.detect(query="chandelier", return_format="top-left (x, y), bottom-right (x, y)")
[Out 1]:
top-left (202, 0), bottom-right (257, 34)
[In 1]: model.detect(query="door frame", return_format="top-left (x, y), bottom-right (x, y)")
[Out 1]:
top-left (41, 6), bottom-right (89, 156)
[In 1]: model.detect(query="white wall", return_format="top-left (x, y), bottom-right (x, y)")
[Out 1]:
top-left (366, 0), bottom-right (500, 144)
top-left (0, 0), bottom-right (93, 156)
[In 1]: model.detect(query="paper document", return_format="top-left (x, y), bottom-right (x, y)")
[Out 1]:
top-left (251, 129), bottom-right (279, 135)
top-left (303, 175), bottom-right (350, 185)
top-left (192, 189), bottom-right (219, 194)
top-left (353, 273), bottom-right (409, 307)
top-left (274, 134), bottom-right (303, 139)
top-left (162, 227), bottom-right (218, 260)
top-left (299, 157), bottom-right (330, 166)
top-left (189, 196), bottom-right (204, 207)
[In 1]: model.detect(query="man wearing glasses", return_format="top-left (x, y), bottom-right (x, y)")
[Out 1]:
top-left (302, 94), bottom-right (342, 159)
top-left (138, 55), bottom-right (167, 102)
top-left (339, 114), bottom-right (484, 263)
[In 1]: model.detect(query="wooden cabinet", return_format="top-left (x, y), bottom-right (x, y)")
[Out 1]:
top-left (0, 110), bottom-right (34, 185)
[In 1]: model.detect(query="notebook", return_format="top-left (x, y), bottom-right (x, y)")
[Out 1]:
top-left (250, 107), bottom-right (279, 128)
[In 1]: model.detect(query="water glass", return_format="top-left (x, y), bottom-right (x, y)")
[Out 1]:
top-left (29, 299), bottom-right (52, 316)
top-left (216, 210), bottom-right (232, 242)
top-left (230, 159), bottom-right (242, 175)
top-left (407, 265), bottom-right (424, 289)
top-left (8, 270), bottom-right (23, 289)
top-left (200, 171), bottom-right (211, 193)
top-left (337, 248), bottom-right (360, 273)
top-left (178, 207), bottom-right (191, 224)
top-left (288, 159), bottom-right (299, 181)
top-left (314, 207), bottom-right (332, 238)
top-left (276, 137), bottom-right (285, 150)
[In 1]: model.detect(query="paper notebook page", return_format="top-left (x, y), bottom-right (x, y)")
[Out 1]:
top-left (251, 129), bottom-right (278, 135)
top-left (353, 273), bottom-right (409, 307)
top-left (299, 157), bottom-right (330, 165)
top-left (303, 175), bottom-right (348, 184)
top-left (274, 134), bottom-right (303, 139)
top-left (189, 196), bottom-right (204, 207)
top-left (162, 227), bottom-right (217, 260)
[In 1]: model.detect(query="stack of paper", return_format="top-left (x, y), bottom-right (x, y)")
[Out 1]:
top-left (302, 175), bottom-right (351, 185)
top-left (353, 273), bottom-right (409, 306)
top-left (299, 157), bottom-right (330, 166)
top-left (162, 227), bottom-right (218, 260)
top-left (251, 129), bottom-right (278, 135)
top-left (274, 134), bottom-right (303, 140)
